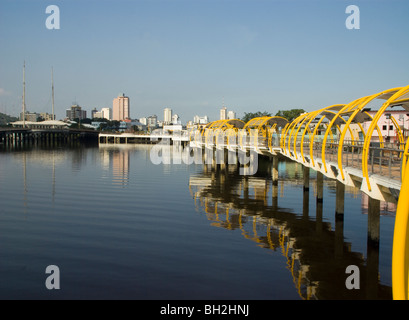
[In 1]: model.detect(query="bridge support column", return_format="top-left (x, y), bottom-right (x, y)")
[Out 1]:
top-left (367, 197), bottom-right (380, 246)
top-left (366, 197), bottom-right (380, 299)
top-left (303, 166), bottom-right (309, 191)
top-left (272, 155), bottom-right (278, 186)
top-left (316, 171), bottom-right (323, 202)
top-left (221, 148), bottom-right (228, 171)
top-left (335, 180), bottom-right (345, 215)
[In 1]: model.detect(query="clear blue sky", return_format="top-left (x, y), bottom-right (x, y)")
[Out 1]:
top-left (0, 0), bottom-right (408, 122)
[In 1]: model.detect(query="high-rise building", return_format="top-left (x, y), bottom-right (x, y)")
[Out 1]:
top-left (164, 108), bottom-right (172, 125)
top-left (101, 108), bottom-right (112, 120)
top-left (227, 110), bottom-right (236, 119)
top-left (66, 104), bottom-right (86, 120)
top-left (220, 107), bottom-right (227, 120)
top-left (113, 93), bottom-right (130, 121)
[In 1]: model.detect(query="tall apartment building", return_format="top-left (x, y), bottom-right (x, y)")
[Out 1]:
top-left (220, 107), bottom-right (227, 120)
top-left (113, 93), bottom-right (130, 121)
top-left (66, 104), bottom-right (86, 120)
top-left (164, 108), bottom-right (172, 125)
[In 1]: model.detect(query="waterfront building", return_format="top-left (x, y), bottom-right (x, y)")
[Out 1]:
top-left (66, 104), bottom-right (86, 120)
top-left (113, 93), bottom-right (130, 121)
top-left (119, 119), bottom-right (146, 132)
top-left (164, 108), bottom-right (172, 125)
top-left (163, 124), bottom-right (183, 134)
top-left (40, 112), bottom-right (56, 121)
top-left (362, 109), bottom-right (409, 142)
top-left (147, 115), bottom-right (158, 129)
top-left (20, 111), bottom-right (39, 122)
top-left (139, 117), bottom-right (147, 125)
top-left (12, 120), bottom-right (69, 129)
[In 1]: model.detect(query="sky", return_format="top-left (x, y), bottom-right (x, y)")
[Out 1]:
top-left (0, 0), bottom-right (408, 123)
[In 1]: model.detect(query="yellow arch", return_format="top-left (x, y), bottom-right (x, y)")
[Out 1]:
top-left (321, 99), bottom-right (364, 173)
top-left (307, 105), bottom-right (345, 168)
top-left (362, 86), bottom-right (409, 191)
top-left (243, 116), bottom-right (288, 150)
top-left (336, 91), bottom-right (396, 180)
top-left (392, 158), bottom-right (409, 300)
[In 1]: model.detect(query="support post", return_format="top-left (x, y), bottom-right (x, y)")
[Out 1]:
top-left (316, 171), bottom-right (323, 202)
top-left (272, 155), bottom-right (279, 186)
top-left (335, 180), bottom-right (345, 215)
top-left (303, 165), bottom-right (309, 191)
top-left (368, 197), bottom-right (380, 246)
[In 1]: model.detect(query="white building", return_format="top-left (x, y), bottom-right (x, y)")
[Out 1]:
top-left (193, 115), bottom-right (209, 124)
top-left (227, 110), bottom-right (236, 119)
top-left (139, 117), bottom-right (147, 125)
top-left (220, 107), bottom-right (227, 120)
top-left (172, 114), bottom-right (180, 124)
top-left (147, 115), bottom-right (158, 128)
top-left (164, 108), bottom-right (172, 125)
top-left (101, 108), bottom-right (112, 120)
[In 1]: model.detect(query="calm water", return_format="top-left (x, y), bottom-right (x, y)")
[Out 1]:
top-left (0, 142), bottom-right (396, 299)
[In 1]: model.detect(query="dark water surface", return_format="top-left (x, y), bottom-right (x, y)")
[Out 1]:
top-left (0, 143), bottom-right (395, 299)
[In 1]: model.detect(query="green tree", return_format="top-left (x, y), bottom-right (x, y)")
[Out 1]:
top-left (241, 111), bottom-right (272, 123)
top-left (275, 109), bottom-right (305, 122)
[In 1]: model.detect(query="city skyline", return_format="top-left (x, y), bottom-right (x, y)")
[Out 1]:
top-left (0, 1), bottom-right (408, 123)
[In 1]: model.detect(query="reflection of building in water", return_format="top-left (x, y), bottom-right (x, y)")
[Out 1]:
top-left (112, 149), bottom-right (130, 186)
top-left (189, 161), bottom-right (391, 300)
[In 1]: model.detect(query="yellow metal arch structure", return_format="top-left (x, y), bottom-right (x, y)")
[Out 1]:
top-left (320, 99), bottom-right (364, 174)
top-left (393, 159), bottom-right (409, 300)
top-left (300, 105), bottom-right (345, 168)
top-left (202, 119), bottom-right (245, 147)
top-left (362, 85), bottom-right (409, 191)
top-left (334, 90), bottom-right (398, 180)
top-left (243, 116), bottom-right (288, 150)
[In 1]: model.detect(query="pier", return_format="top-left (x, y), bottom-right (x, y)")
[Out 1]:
top-left (0, 127), bottom-right (99, 145)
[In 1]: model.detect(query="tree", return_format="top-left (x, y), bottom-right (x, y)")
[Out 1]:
top-left (241, 111), bottom-right (272, 123)
top-left (275, 109), bottom-right (305, 122)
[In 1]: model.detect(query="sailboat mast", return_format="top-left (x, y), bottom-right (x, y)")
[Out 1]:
top-left (51, 67), bottom-right (55, 120)
top-left (22, 61), bottom-right (26, 128)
